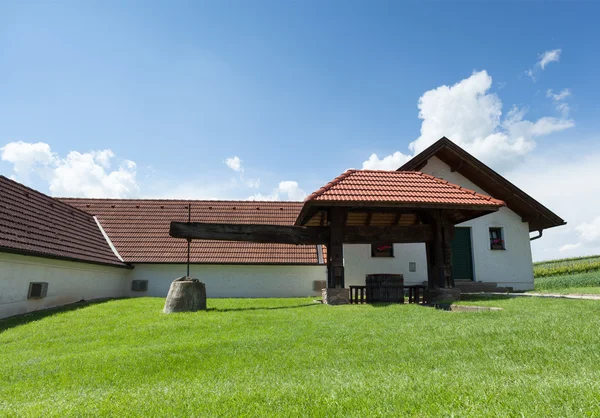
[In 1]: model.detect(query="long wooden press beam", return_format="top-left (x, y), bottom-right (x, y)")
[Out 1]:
top-left (170, 222), bottom-right (434, 244)
top-left (170, 222), bottom-right (328, 245)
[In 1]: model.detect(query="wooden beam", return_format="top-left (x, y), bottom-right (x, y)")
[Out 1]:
top-left (171, 222), bottom-right (434, 245)
top-left (170, 222), bottom-right (328, 245)
top-left (433, 210), bottom-right (445, 288)
top-left (425, 242), bottom-right (435, 290)
top-left (342, 225), bottom-right (434, 243)
top-left (365, 212), bottom-right (373, 226)
top-left (328, 207), bottom-right (345, 288)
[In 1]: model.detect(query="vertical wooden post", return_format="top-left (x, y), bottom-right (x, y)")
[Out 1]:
top-left (328, 207), bottom-right (345, 289)
top-left (443, 221), bottom-right (455, 288)
top-left (425, 241), bottom-right (435, 290)
top-left (433, 210), bottom-right (445, 288)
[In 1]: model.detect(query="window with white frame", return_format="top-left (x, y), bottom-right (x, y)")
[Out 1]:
top-left (489, 227), bottom-right (505, 250)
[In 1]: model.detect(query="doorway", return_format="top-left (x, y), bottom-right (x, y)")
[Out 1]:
top-left (450, 227), bottom-right (474, 281)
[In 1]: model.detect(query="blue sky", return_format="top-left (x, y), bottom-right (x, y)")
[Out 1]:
top-left (1, 0), bottom-right (600, 260)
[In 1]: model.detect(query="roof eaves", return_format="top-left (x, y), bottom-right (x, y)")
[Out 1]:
top-left (0, 246), bottom-right (132, 269)
top-left (398, 138), bottom-right (565, 230)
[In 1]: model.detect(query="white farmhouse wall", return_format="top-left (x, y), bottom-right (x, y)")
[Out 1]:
top-left (420, 156), bottom-right (534, 290)
top-left (344, 243), bottom-right (428, 286)
top-left (339, 157), bottom-right (535, 291)
top-left (125, 264), bottom-right (327, 298)
top-left (0, 252), bottom-right (130, 319)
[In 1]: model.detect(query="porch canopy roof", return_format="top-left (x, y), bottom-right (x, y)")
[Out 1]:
top-left (170, 169), bottom-right (504, 246)
top-left (295, 169), bottom-right (505, 228)
top-left (170, 169), bottom-right (505, 290)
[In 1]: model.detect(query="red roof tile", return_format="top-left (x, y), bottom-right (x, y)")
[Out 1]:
top-left (0, 176), bottom-right (126, 267)
top-left (60, 199), bottom-right (323, 265)
top-left (304, 170), bottom-right (506, 207)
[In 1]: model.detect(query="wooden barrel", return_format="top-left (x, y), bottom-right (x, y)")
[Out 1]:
top-left (366, 274), bottom-right (404, 303)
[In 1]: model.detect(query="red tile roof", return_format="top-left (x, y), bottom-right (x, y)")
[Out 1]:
top-left (304, 170), bottom-right (506, 207)
top-left (0, 176), bottom-right (126, 267)
top-left (60, 199), bottom-right (323, 264)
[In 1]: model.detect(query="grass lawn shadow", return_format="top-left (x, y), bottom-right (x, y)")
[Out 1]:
top-left (368, 302), bottom-right (399, 307)
top-left (0, 298), bottom-right (117, 333)
top-left (459, 294), bottom-right (514, 302)
top-left (208, 302), bottom-right (320, 313)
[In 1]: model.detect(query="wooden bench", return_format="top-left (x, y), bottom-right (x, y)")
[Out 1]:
top-left (349, 285), bottom-right (367, 304)
top-left (351, 283), bottom-right (427, 304)
top-left (405, 285), bottom-right (427, 304)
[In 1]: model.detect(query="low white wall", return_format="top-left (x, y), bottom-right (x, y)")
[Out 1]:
top-left (0, 252), bottom-right (129, 319)
top-left (421, 157), bottom-right (534, 290)
top-left (344, 243), bottom-right (428, 286)
top-left (125, 264), bottom-right (327, 298)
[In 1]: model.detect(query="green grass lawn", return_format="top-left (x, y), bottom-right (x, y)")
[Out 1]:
top-left (2, 297), bottom-right (600, 417)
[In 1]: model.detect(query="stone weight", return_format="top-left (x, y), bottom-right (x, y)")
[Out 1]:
top-left (163, 277), bottom-right (207, 313)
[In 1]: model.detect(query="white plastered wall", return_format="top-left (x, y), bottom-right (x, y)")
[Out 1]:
top-left (0, 250), bottom-right (327, 318)
top-left (420, 156), bottom-right (534, 290)
top-left (344, 243), bottom-right (428, 286)
top-left (0, 252), bottom-right (130, 319)
top-left (124, 264), bottom-right (327, 298)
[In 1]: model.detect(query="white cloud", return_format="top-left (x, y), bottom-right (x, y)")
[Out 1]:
top-left (248, 181), bottom-right (306, 201)
top-left (539, 49), bottom-right (562, 69)
top-left (224, 155), bottom-right (260, 189)
top-left (49, 151), bottom-right (138, 198)
top-left (225, 156), bottom-right (243, 172)
top-left (555, 103), bottom-right (571, 118)
top-left (362, 151), bottom-right (411, 170)
top-left (278, 181), bottom-right (306, 200)
top-left (525, 69), bottom-right (535, 81)
top-left (526, 49), bottom-right (562, 81)
top-left (1, 141), bottom-right (139, 198)
top-left (547, 89), bottom-right (572, 117)
top-left (547, 88), bottom-right (571, 102)
top-left (92, 149), bottom-right (115, 169)
top-left (392, 70), bottom-right (573, 170)
top-left (0, 141), bottom-right (56, 178)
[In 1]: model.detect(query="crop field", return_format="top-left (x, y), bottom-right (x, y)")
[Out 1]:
top-left (533, 254), bottom-right (600, 278)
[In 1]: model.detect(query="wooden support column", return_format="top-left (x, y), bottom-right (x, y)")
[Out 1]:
top-left (433, 210), bottom-right (445, 288)
top-left (327, 207), bottom-right (345, 289)
top-left (442, 220), bottom-right (455, 288)
top-left (425, 241), bottom-right (435, 289)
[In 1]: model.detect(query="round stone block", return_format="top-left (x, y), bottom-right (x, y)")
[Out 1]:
top-left (163, 277), bottom-right (207, 313)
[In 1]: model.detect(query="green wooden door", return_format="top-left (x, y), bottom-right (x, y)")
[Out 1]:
top-left (451, 227), bottom-right (474, 281)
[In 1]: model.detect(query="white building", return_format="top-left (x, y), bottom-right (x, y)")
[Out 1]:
top-left (0, 138), bottom-right (565, 318)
